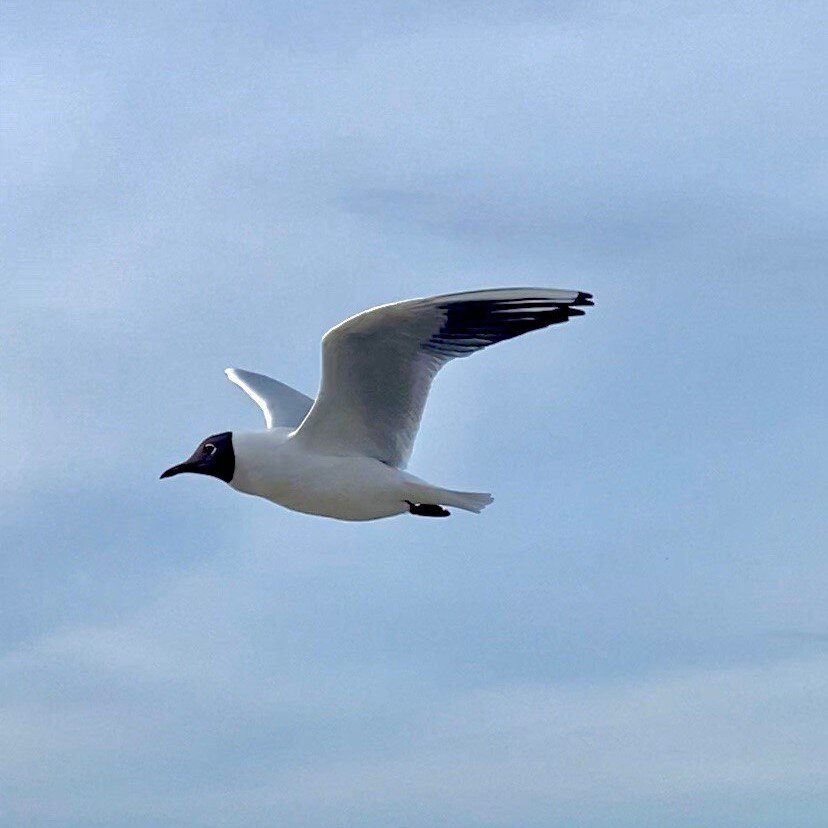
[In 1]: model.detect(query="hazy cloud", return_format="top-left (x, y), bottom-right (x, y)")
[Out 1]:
top-left (2, 1), bottom-right (826, 825)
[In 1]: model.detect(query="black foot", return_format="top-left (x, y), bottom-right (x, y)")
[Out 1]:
top-left (405, 501), bottom-right (450, 518)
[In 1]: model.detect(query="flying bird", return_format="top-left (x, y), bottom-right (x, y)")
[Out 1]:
top-left (161, 287), bottom-right (593, 520)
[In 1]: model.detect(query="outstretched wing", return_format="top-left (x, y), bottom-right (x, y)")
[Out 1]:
top-left (225, 368), bottom-right (314, 429)
top-left (292, 287), bottom-right (593, 467)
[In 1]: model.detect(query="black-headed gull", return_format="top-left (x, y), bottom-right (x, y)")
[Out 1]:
top-left (161, 287), bottom-right (593, 521)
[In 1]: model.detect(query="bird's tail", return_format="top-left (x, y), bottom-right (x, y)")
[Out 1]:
top-left (430, 487), bottom-right (494, 514)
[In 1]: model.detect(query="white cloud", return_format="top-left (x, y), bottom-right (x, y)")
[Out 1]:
top-left (2, 606), bottom-right (825, 827)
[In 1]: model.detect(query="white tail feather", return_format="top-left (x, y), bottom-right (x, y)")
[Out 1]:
top-left (437, 489), bottom-right (494, 514)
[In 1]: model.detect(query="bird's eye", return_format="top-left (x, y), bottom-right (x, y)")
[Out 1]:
top-left (203, 443), bottom-right (217, 456)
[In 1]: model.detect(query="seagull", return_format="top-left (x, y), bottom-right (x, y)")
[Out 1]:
top-left (161, 287), bottom-right (593, 521)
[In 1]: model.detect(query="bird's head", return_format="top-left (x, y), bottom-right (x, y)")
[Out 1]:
top-left (160, 431), bottom-right (235, 483)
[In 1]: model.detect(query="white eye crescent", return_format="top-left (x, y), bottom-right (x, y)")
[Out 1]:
top-left (203, 443), bottom-right (217, 456)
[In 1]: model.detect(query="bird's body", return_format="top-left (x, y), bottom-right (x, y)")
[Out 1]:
top-left (161, 287), bottom-right (593, 521)
top-left (230, 428), bottom-right (490, 521)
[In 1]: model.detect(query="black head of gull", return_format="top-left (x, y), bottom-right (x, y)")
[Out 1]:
top-left (160, 431), bottom-right (235, 483)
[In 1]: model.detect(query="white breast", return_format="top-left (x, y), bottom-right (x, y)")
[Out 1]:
top-left (229, 430), bottom-right (410, 521)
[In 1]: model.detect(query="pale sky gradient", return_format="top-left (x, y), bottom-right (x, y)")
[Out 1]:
top-left (2, 2), bottom-right (827, 826)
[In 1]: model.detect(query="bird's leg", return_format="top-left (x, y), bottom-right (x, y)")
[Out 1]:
top-left (405, 501), bottom-right (450, 517)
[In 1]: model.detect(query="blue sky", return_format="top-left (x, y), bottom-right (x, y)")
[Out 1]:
top-left (1, 1), bottom-right (826, 826)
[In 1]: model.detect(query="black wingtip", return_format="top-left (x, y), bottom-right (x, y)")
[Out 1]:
top-left (573, 291), bottom-right (594, 307)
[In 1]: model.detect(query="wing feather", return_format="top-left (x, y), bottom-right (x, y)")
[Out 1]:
top-left (292, 288), bottom-right (593, 467)
top-left (225, 368), bottom-right (314, 429)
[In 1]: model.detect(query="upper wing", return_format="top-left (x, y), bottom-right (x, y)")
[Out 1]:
top-left (292, 287), bottom-right (593, 467)
top-left (225, 368), bottom-right (314, 429)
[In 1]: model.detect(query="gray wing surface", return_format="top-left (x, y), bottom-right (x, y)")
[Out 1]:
top-left (225, 368), bottom-right (314, 429)
top-left (292, 287), bottom-right (593, 468)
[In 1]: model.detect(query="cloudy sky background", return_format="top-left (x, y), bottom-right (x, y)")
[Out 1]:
top-left (2, 1), bottom-right (827, 826)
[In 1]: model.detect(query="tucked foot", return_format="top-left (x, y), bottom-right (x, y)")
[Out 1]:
top-left (405, 501), bottom-right (450, 518)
